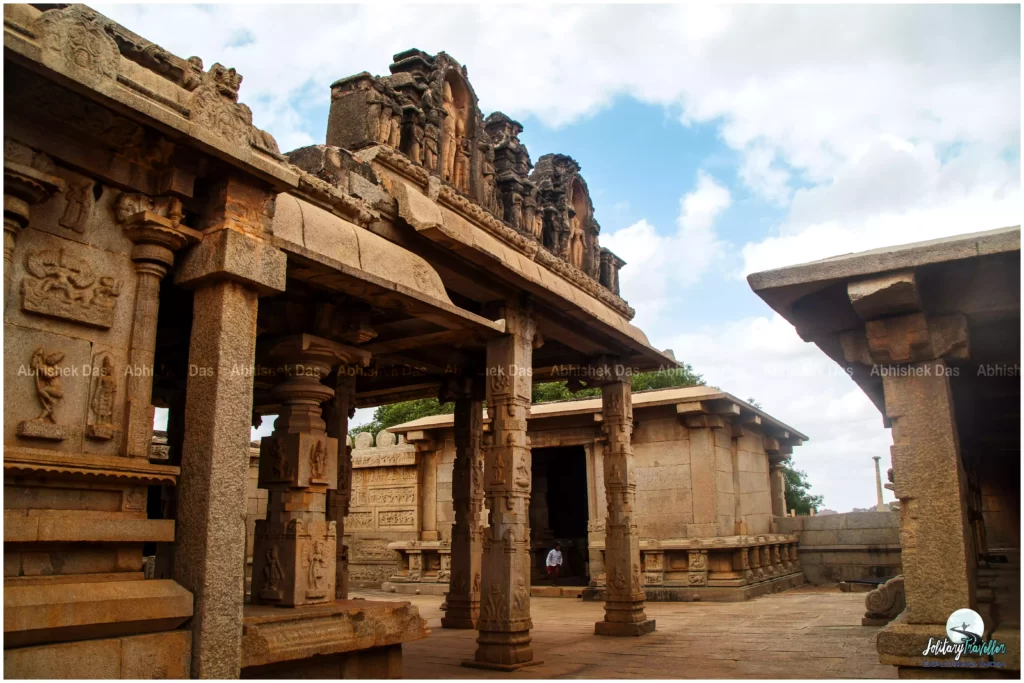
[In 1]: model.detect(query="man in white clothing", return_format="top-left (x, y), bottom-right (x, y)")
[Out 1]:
top-left (545, 542), bottom-right (563, 585)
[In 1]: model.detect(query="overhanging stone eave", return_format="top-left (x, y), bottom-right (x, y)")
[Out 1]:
top-left (747, 225), bottom-right (1021, 318)
top-left (269, 234), bottom-right (506, 338)
top-left (386, 386), bottom-right (810, 443)
top-left (380, 165), bottom-right (670, 365)
top-left (3, 19), bottom-right (300, 193)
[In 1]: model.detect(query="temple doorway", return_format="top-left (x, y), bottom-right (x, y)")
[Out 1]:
top-left (530, 445), bottom-right (590, 585)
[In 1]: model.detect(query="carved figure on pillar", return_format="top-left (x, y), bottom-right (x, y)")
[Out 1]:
top-left (596, 364), bottom-right (655, 636)
top-left (442, 376), bottom-right (486, 629)
top-left (251, 334), bottom-right (369, 606)
top-left (464, 302), bottom-right (539, 671)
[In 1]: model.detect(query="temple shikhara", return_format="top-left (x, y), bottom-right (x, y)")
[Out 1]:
top-left (2, 3), bottom-right (1019, 680)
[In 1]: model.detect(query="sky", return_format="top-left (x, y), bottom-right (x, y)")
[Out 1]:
top-left (133, 3), bottom-right (1022, 513)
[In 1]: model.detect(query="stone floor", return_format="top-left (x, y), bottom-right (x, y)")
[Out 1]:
top-left (351, 583), bottom-right (897, 679)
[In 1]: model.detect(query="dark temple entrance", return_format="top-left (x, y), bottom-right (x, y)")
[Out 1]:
top-left (530, 445), bottom-right (590, 585)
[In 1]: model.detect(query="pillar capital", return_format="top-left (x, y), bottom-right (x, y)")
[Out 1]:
top-left (174, 227), bottom-right (286, 295)
top-left (3, 156), bottom-right (65, 299)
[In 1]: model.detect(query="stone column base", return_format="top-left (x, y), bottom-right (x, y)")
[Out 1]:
top-left (463, 629), bottom-right (538, 670)
top-left (594, 619), bottom-right (657, 637)
top-left (441, 616), bottom-right (479, 629)
top-left (462, 659), bottom-right (544, 672)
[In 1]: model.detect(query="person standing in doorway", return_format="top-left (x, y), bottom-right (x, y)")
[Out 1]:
top-left (546, 542), bottom-right (563, 585)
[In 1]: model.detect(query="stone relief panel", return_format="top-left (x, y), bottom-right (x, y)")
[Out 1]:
top-left (21, 248), bottom-right (123, 329)
top-left (344, 430), bottom-right (421, 585)
top-left (7, 227), bottom-right (136, 347)
top-left (4, 327), bottom-right (92, 452)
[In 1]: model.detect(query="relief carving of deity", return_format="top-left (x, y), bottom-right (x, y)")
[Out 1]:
top-left (309, 438), bottom-right (327, 482)
top-left (86, 354), bottom-right (116, 439)
top-left (263, 545), bottom-right (284, 593)
top-left (59, 179), bottom-right (94, 233)
top-left (569, 214), bottom-right (585, 268)
top-left (304, 540), bottom-right (329, 596)
top-left (441, 81), bottom-right (458, 183)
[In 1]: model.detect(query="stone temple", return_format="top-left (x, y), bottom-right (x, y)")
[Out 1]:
top-left (2, 4), bottom-right (1019, 680)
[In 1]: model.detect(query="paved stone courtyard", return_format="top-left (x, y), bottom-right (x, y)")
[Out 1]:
top-left (352, 584), bottom-right (896, 679)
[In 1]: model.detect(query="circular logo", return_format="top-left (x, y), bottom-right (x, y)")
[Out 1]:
top-left (946, 608), bottom-right (984, 644)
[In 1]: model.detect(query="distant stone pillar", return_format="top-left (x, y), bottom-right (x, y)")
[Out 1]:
top-left (442, 376), bottom-right (485, 629)
top-left (872, 456), bottom-right (886, 511)
top-left (328, 370), bottom-right (358, 600)
top-left (769, 463), bottom-right (787, 518)
top-left (596, 368), bottom-right (655, 637)
top-left (172, 183), bottom-right (287, 678)
top-left (464, 302), bottom-right (537, 671)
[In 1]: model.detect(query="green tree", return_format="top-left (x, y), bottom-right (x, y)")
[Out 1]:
top-left (355, 363), bottom-right (707, 435)
top-left (532, 363), bottom-right (705, 404)
top-left (352, 398), bottom-right (453, 436)
top-left (782, 464), bottom-right (823, 514)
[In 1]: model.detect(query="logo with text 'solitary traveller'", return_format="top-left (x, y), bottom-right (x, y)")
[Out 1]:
top-left (922, 609), bottom-right (1006, 661)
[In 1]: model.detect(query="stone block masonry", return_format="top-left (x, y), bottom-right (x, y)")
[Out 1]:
top-left (775, 508), bottom-right (902, 585)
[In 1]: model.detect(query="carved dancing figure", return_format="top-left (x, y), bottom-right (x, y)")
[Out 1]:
top-left (30, 347), bottom-right (65, 423)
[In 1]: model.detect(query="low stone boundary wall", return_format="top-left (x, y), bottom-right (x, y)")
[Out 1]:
top-left (775, 511), bottom-right (901, 584)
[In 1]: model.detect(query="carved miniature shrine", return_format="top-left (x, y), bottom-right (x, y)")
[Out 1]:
top-left (4, 4), bottom-right (677, 677)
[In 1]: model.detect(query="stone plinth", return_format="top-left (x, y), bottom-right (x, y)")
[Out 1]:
top-left (239, 599), bottom-right (428, 677)
top-left (585, 534), bottom-right (803, 602)
top-left (4, 629), bottom-right (192, 679)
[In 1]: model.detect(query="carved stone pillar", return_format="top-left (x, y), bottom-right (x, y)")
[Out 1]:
top-left (327, 369), bottom-right (358, 600)
top-left (840, 272), bottom-right (977, 674)
top-left (172, 189), bottom-right (287, 678)
top-left (769, 462), bottom-right (787, 518)
top-left (464, 303), bottom-right (537, 671)
top-left (116, 196), bottom-right (197, 456)
top-left (251, 335), bottom-right (367, 608)
top-left (596, 374), bottom-right (655, 636)
top-left (882, 360), bottom-right (975, 621)
top-left (442, 377), bottom-right (485, 629)
top-left (3, 152), bottom-right (64, 302)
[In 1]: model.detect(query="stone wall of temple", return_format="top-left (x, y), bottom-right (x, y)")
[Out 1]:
top-left (775, 511), bottom-right (902, 584)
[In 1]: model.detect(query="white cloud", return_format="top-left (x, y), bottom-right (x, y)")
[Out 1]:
top-left (93, 5), bottom-right (1018, 202)
top-left (603, 172), bottom-right (729, 329)
top-left (740, 138), bottom-right (1021, 275)
top-left (671, 314), bottom-right (896, 513)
